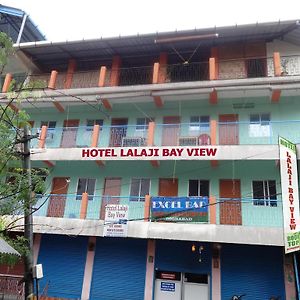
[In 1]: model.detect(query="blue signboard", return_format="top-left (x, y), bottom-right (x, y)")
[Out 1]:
top-left (151, 197), bottom-right (209, 222)
top-left (161, 282), bottom-right (175, 292)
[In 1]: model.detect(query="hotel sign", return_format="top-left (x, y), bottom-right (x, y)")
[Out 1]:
top-left (279, 137), bottom-right (300, 253)
top-left (103, 204), bottom-right (129, 238)
top-left (151, 197), bottom-right (209, 222)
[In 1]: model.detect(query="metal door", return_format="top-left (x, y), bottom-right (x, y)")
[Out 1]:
top-left (219, 114), bottom-right (238, 145)
top-left (47, 177), bottom-right (69, 217)
top-left (219, 179), bottom-right (242, 225)
top-left (60, 119), bottom-right (79, 148)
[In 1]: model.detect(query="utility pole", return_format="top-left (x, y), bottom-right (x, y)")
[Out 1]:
top-left (22, 125), bottom-right (34, 299)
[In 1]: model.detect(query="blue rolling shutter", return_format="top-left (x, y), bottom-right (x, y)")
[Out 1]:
top-left (221, 244), bottom-right (285, 300)
top-left (90, 237), bottom-right (147, 300)
top-left (37, 234), bottom-right (88, 299)
top-left (155, 240), bottom-right (212, 274)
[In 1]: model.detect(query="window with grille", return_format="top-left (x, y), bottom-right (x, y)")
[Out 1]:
top-left (76, 178), bottom-right (96, 201)
top-left (249, 113), bottom-right (270, 137)
top-left (188, 180), bottom-right (209, 197)
top-left (86, 119), bottom-right (103, 131)
top-left (189, 116), bottom-right (210, 132)
top-left (130, 178), bottom-right (150, 201)
top-left (252, 180), bottom-right (277, 207)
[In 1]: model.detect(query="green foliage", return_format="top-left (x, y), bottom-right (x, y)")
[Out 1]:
top-left (0, 32), bottom-right (13, 69)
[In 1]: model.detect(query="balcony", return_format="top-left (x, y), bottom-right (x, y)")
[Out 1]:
top-left (32, 194), bottom-right (283, 228)
top-left (32, 120), bottom-right (300, 150)
top-left (2, 54), bottom-right (300, 94)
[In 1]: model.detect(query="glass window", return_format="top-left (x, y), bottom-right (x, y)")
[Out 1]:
top-left (130, 178), bottom-right (150, 201)
top-left (41, 121), bottom-right (56, 129)
top-left (249, 113), bottom-right (270, 137)
top-left (188, 180), bottom-right (209, 197)
top-left (253, 180), bottom-right (277, 206)
top-left (189, 116), bottom-right (210, 131)
top-left (136, 118), bottom-right (153, 131)
top-left (86, 119), bottom-right (103, 131)
top-left (76, 178), bottom-right (96, 200)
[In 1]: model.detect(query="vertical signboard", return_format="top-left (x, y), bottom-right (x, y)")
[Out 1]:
top-left (279, 136), bottom-right (300, 253)
top-left (103, 204), bottom-right (129, 237)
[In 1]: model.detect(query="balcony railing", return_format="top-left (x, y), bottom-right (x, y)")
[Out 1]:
top-left (2, 54), bottom-right (299, 93)
top-left (0, 274), bottom-right (24, 299)
top-left (32, 194), bottom-right (283, 228)
top-left (32, 120), bottom-right (300, 149)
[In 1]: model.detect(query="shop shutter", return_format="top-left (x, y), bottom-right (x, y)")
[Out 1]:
top-left (37, 234), bottom-right (88, 299)
top-left (221, 244), bottom-right (285, 299)
top-left (155, 240), bottom-right (211, 274)
top-left (90, 237), bottom-right (147, 300)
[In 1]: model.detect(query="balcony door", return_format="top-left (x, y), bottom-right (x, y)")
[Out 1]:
top-left (159, 178), bottom-right (178, 196)
top-left (47, 177), bottom-right (70, 218)
top-left (60, 119), bottom-right (79, 148)
top-left (109, 118), bottom-right (128, 147)
top-left (162, 116), bottom-right (180, 146)
top-left (219, 179), bottom-right (242, 225)
top-left (219, 114), bottom-right (239, 145)
top-left (100, 178), bottom-right (121, 219)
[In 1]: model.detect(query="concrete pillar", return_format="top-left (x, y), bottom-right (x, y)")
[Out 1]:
top-left (144, 240), bottom-right (156, 300)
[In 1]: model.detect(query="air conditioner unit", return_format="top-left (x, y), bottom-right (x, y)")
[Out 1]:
top-left (122, 137), bottom-right (146, 147)
top-left (178, 136), bottom-right (198, 146)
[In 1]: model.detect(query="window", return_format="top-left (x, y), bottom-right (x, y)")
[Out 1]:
top-left (86, 119), bottom-right (103, 131)
top-left (130, 178), bottom-right (150, 201)
top-left (76, 178), bottom-right (96, 200)
top-left (249, 113), bottom-right (270, 137)
top-left (136, 118), bottom-right (153, 131)
top-left (40, 121), bottom-right (56, 140)
top-left (41, 121), bottom-right (56, 129)
top-left (252, 180), bottom-right (277, 206)
top-left (189, 116), bottom-right (210, 132)
top-left (188, 180), bottom-right (209, 197)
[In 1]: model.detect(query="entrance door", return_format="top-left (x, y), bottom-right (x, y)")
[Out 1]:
top-left (183, 283), bottom-right (209, 300)
top-left (159, 178), bottom-right (178, 197)
top-left (47, 177), bottom-right (70, 217)
top-left (60, 119), bottom-right (79, 148)
top-left (219, 179), bottom-right (242, 225)
top-left (162, 116), bottom-right (180, 146)
top-left (109, 118), bottom-right (128, 147)
top-left (219, 114), bottom-right (239, 145)
top-left (100, 178), bottom-right (121, 219)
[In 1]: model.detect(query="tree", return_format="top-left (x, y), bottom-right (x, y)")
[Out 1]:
top-left (0, 32), bottom-right (47, 298)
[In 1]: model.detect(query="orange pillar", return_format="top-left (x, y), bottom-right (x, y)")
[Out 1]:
top-left (38, 125), bottom-right (48, 148)
top-left (2, 73), bottom-right (12, 92)
top-left (209, 58), bottom-right (217, 80)
top-left (80, 192), bottom-right (88, 219)
top-left (210, 120), bottom-right (218, 167)
top-left (110, 56), bottom-right (121, 86)
top-left (152, 62), bottom-right (160, 84)
top-left (64, 59), bottom-right (76, 89)
top-left (91, 125), bottom-right (100, 147)
top-left (273, 52), bottom-right (282, 76)
top-left (147, 122), bottom-right (155, 146)
top-left (144, 195), bottom-right (151, 221)
top-left (98, 66), bottom-right (107, 87)
top-left (48, 70), bottom-right (58, 89)
top-left (158, 53), bottom-right (168, 83)
top-left (209, 196), bottom-right (216, 224)
top-left (211, 47), bottom-right (219, 78)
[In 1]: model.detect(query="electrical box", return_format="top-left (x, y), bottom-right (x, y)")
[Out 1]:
top-left (33, 264), bottom-right (43, 279)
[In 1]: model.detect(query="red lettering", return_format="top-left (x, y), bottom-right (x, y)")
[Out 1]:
top-left (206, 148), bottom-right (217, 156)
top-left (289, 187), bottom-right (294, 193)
top-left (287, 151), bottom-right (291, 158)
top-left (90, 149), bottom-right (98, 157)
top-left (290, 224), bottom-right (296, 230)
top-left (82, 149), bottom-right (90, 157)
top-left (291, 219), bottom-right (296, 224)
top-left (163, 149), bottom-right (169, 156)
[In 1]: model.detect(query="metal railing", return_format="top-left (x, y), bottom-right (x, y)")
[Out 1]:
top-left (0, 274), bottom-right (24, 299)
top-left (33, 194), bottom-right (283, 228)
top-left (117, 66), bottom-right (153, 86)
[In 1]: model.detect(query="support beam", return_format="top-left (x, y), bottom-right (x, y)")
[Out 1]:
top-left (110, 56), bottom-right (121, 86)
top-left (95, 160), bottom-right (105, 167)
top-left (2, 73), bottom-right (12, 93)
top-left (43, 160), bottom-right (55, 168)
top-left (271, 89), bottom-right (281, 103)
top-left (211, 244), bottom-right (221, 300)
top-left (209, 89), bottom-right (218, 104)
top-left (209, 196), bottom-right (217, 224)
top-left (144, 195), bottom-right (151, 222)
top-left (53, 101), bottom-right (65, 112)
top-left (273, 52), bottom-right (282, 77)
top-left (91, 124), bottom-right (104, 167)
top-left (152, 62), bottom-right (159, 84)
top-left (158, 52), bottom-right (168, 83)
top-left (211, 47), bottom-right (219, 78)
top-left (210, 120), bottom-right (218, 167)
top-left (209, 57), bottom-right (217, 80)
top-left (101, 99), bottom-right (112, 110)
top-left (98, 66), bottom-right (107, 87)
top-left (144, 240), bottom-right (156, 300)
top-left (48, 70), bottom-right (58, 89)
top-left (81, 237), bottom-right (96, 300)
top-left (38, 125), bottom-right (48, 149)
top-left (80, 192), bottom-right (88, 219)
top-left (64, 59), bottom-right (76, 89)
top-left (153, 96), bottom-right (163, 108)
top-left (284, 255), bottom-right (296, 300)
top-left (147, 122), bottom-right (159, 167)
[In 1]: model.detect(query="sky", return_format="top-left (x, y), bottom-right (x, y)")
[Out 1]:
top-left (1, 0), bottom-right (300, 41)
